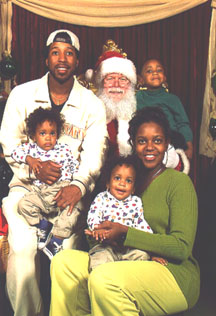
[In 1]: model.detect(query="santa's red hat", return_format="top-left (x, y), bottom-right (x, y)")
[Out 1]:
top-left (85, 40), bottom-right (137, 86)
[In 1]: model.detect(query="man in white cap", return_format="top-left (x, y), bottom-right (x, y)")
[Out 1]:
top-left (86, 40), bottom-right (185, 171)
top-left (0, 30), bottom-right (107, 316)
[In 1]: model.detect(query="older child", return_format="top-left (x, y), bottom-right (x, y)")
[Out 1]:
top-left (85, 155), bottom-right (167, 271)
top-left (136, 58), bottom-right (193, 159)
top-left (11, 107), bottom-right (80, 260)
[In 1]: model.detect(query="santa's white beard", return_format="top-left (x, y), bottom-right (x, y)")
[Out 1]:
top-left (97, 86), bottom-right (136, 123)
top-left (97, 85), bottom-right (136, 156)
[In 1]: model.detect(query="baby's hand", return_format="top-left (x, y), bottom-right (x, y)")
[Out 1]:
top-left (151, 256), bottom-right (168, 266)
top-left (26, 156), bottom-right (42, 175)
top-left (84, 229), bottom-right (93, 236)
top-left (32, 161), bottom-right (43, 175)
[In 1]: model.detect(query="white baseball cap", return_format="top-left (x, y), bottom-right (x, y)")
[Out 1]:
top-left (46, 29), bottom-right (80, 51)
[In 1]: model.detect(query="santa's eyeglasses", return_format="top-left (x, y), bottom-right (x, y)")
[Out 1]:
top-left (104, 75), bottom-right (130, 87)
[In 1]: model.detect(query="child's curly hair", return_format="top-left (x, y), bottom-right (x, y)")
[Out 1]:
top-left (25, 107), bottom-right (65, 140)
top-left (100, 155), bottom-right (141, 195)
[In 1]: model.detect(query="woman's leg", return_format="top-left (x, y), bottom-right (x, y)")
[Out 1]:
top-left (89, 261), bottom-right (188, 316)
top-left (50, 249), bottom-right (91, 316)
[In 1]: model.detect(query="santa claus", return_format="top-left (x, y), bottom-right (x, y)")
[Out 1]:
top-left (85, 40), bottom-right (189, 173)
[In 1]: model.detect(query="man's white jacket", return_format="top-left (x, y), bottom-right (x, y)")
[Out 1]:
top-left (0, 73), bottom-right (108, 196)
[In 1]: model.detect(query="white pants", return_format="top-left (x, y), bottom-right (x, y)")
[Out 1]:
top-left (2, 186), bottom-right (87, 316)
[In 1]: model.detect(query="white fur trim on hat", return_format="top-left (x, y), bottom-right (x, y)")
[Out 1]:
top-left (46, 29), bottom-right (80, 51)
top-left (97, 57), bottom-right (137, 85)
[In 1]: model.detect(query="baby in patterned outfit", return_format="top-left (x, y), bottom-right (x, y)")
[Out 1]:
top-left (85, 155), bottom-right (167, 271)
top-left (11, 107), bottom-right (80, 260)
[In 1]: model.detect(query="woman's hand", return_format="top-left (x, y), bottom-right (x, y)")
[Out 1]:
top-left (92, 221), bottom-right (128, 245)
top-left (151, 256), bottom-right (168, 266)
top-left (85, 228), bottom-right (109, 242)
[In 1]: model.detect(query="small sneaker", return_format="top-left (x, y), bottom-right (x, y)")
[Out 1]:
top-left (42, 236), bottom-right (63, 260)
top-left (36, 219), bottom-right (53, 250)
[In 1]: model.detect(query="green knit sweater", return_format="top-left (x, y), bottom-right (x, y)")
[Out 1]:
top-left (125, 168), bottom-right (200, 308)
top-left (136, 88), bottom-right (193, 142)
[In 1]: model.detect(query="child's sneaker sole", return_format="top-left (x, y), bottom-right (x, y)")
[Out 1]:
top-left (42, 238), bottom-right (63, 261)
top-left (42, 246), bottom-right (54, 260)
top-left (38, 232), bottom-right (52, 250)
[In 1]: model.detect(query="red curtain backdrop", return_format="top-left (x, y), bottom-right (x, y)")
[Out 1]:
top-left (11, 2), bottom-right (212, 191)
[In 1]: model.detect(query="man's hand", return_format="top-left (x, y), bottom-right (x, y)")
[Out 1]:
top-left (35, 160), bottom-right (61, 185)
top-left (54, 185), bottom-right (82, 215)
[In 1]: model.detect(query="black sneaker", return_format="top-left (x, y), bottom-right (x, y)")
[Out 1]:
top-left (36, 219), bottom-right (53, 250)
top-left (42, 236), bottom-right (63, 260)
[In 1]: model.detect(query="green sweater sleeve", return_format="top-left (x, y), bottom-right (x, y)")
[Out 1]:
top-left (124, 169), bottom-right (198, 262)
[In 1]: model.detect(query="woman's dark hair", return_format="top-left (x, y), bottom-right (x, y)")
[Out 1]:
top-left (99, 154), bottom-right (141, 194)
top-left (25, 107), bottom-right (65, 140)
top-left (128, 106), bottom-right (170, 151)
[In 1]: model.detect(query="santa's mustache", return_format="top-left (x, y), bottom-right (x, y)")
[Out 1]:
top-left (107, 87), bottom-right (124, 94)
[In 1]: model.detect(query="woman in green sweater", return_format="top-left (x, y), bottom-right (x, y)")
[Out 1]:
top-left (49, 106), bottom-right (200, 316)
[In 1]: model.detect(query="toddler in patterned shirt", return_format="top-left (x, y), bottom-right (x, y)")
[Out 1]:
top-left (11, 107), bottom-right (81, 260)
top-left (85, 155), bottom-right (167, 271)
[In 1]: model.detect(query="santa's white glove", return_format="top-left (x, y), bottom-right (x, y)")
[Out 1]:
top-left (117, 120), bottom-right (132, 156)
top-left (163, 144), bottom-right (179, 168)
